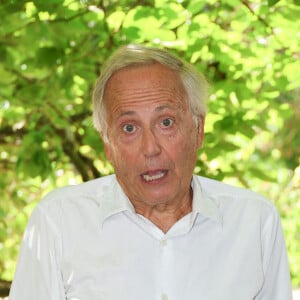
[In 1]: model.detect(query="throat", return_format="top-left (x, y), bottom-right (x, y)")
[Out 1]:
top-left (135, 192), bottom-right (193, 233)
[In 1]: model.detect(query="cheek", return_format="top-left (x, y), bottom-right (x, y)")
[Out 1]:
top-left (108, 145), bottom-right (138, 170)
top-left (165, 139), bottom-right (197, 171)
top-left (177, 134), bottom-right (199, 165)
top-left (178, 126), bottom-right (199, 151)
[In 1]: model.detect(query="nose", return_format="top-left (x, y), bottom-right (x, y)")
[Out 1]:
top-left (141, 128), bottom-right (162, 157)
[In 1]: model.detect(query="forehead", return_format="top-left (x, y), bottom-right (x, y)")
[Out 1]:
top-left (103, 63), bottom-right (188, 114)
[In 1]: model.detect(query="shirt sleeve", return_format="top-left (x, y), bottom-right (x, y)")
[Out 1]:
top-left (9, 204), bottom-right (66, 300)
top-left (255, 205), bottom-right (292, 299)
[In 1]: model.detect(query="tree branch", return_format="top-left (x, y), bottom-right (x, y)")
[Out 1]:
top-left (0, 279), bottom-right (10, 297)
top-left (241, 0), bottom-right (286, 49)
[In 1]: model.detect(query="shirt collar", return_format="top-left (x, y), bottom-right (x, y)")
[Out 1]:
top-left (191, 175), bottom-right (223, 225)
top-left (97, 175), bottom-right (223, 226)
top-left (97, 176), bottom-right (135, 226)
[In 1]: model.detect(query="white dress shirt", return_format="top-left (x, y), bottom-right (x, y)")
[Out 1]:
top-left (9, 175), bottom-right (292, 300)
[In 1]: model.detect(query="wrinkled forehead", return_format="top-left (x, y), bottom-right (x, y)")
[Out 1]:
top-left (103, 63), bottom-right (188, 108)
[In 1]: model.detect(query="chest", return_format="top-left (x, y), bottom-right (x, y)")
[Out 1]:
top-left (60, 215), bottom-right (263, 300)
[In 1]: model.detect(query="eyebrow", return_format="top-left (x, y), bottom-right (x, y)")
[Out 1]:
top-left (118, 111), bottom-right (136, 117)
top-left (155, 104), bottom-right (174, 112)
top-left (117, 104), bottom-right (175, 118)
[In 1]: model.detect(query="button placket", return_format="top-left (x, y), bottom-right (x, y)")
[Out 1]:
top-left (159, 237), bottom-right (171, 300)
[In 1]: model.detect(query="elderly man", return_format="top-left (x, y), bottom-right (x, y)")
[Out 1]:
top-left (9, 45), bottom-right (292, 299)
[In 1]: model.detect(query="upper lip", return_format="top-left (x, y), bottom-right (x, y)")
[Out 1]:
top-left (140, 169), bottom-right (167, 176)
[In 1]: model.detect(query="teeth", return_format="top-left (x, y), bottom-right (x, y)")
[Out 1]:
top-left (143, 172), bottom-right (165, 182)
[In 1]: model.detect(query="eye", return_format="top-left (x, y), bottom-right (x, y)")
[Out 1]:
top-left (122, 124), bottom-right (136, 133)
top-left (161, 118), bottom-right (174, 128)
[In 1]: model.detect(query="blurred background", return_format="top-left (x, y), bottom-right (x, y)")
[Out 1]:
top-left (0, 0), bottom-right (299, 297)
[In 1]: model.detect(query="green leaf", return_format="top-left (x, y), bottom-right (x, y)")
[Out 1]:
top-left (0, 0), bottom-right (26, 14)
top-left (158, 3), bottom-right (185, 30)
top-left (187, 1), bottom-right (205, 14)
top-left (268, 0), bottom-right (281, 6)
top-left (36, 47), bottom-right (64, 67)
top-left (107, 11), bottom-right (126, 32)
top-left (33, 0), bottom-right (64, 13)
top-left (220, 141), bottom-right (240, 152)
top-left (16, 131), bottom-right (53, 179)
top-left (248, 167), bottom-right (276, 182)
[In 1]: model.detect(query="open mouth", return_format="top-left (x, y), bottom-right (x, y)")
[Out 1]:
top-left (141, 170), bottom-right (168, 182)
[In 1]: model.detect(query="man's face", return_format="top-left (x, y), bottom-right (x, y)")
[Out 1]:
top-left (103, 63), bottom-right (204, 211)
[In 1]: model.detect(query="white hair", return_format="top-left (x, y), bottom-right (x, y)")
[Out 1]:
top-left (92, 44), bottom-right (208, 142)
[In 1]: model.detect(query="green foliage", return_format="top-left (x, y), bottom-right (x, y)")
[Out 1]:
top-left (0, 0), bottom-right (299, 291)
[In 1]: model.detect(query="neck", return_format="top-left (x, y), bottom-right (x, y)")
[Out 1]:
top-left (134, 188), bottom-right (193, 233)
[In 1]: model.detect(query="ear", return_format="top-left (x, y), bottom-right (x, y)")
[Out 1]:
top-left (103, 142), bottom-right (112, 162)
top-left (196, 116), bottom-right (205, 149)
top-left (99, 131), bottom-right (112, 161)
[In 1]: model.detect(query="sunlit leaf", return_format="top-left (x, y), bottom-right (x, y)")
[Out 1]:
top-left (268, 0), bottom-right (281, 6)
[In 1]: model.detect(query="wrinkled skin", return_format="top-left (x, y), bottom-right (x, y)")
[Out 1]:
top-left (103, 63), bottom-right (204, 232)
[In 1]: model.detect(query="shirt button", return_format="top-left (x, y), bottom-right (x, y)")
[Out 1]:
top-left (161, 293), bottom-right (168, 300)
top-left (161, 239), bottom-right (167, 246)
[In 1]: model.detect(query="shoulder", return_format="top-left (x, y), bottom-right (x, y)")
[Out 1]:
top-left (38, 174), bottom-right (117, 213)
top-left (27, 175), bottom-right (118, 233)
top-left (195, 175), bottom-right (278, 216)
